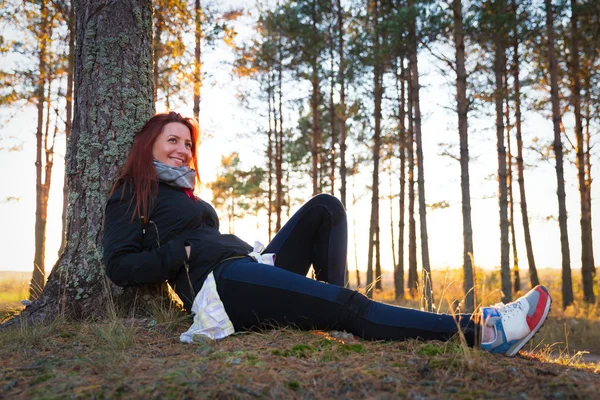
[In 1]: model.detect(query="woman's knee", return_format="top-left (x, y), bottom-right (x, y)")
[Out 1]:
top-left (309, 194), bottom-right (346, 222)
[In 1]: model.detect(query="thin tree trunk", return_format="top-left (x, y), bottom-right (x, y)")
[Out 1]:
top-left (407, 64), bottom-right (418, 297)
top-left (367, 0), bottom-right (382, 296)
top-left (329, 24), bottom-right (336, 195)
top-left (505, 89), bottom-right (520, 293)
top-left (408, 0), bottom-right (433, 310)
top-left (511, 0), bottom-right (539, 287)
top-left (545, 0), bottom-right (574, 308)
top-left (31, 0), bottom-right (50, 301)
top-left (59, 2), bottom-right (75, 256)
top-left (193, 0), bottom-right (203, 131)
top-left (453, 0), bottom-right (474, 312)
top-left (493, 10), bottom-right (511, 304)
top-left (310, 2), bottom-right (320, 196)
top-left (352, 157), bottom-right (360, 289)
top-left (389, 160), bottom-right (396, 268)
top-left (276, 46), bottom-right (283, 231)
top-left (153, 8), bottom-right (163, 104)
top-left (337, 0), bottom-right (347, 208)
top-left (570, 0), bottom-right (595, 303)
top-left (395, 58), bottom-right (406, 300)
top-left (267, 69), bottom-right (274, 241)
top-left (583, 81), bottom-right (595, 295)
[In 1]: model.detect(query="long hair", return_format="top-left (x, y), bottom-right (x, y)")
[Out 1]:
top-left (110, 112), bottom-right (200, 223)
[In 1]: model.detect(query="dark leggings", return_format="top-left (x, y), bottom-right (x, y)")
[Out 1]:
top-left (213, 194), bottom-right (478, 346)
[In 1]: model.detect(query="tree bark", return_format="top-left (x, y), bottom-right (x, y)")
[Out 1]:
top-left (545, 0), bottom-right (574, 308)
top-left (453, 0), bottom-right (475, 312)
top-left (276, 44), bottom-right (284, 232)
top-left (337, 0), bottom-right (347, 209)
top-left (408, 0), bottom-right (433, 310)
top-left (267, 68), bottom-right (274, 241)
top-left (583, 79), bottom-right (594, 299)
top-left (193, 0), bottom-right (203, 131)
top-left (59, 1), bottom-right (75, 257)
top-left (505, 89), bottom-right (520, 293)
top-left (407, 64), bottom-right (418, 297)
top-left (31, 0), bottom-right (50, 301)
top-left (329, 24), bottom-right (336, 196)
top-left (493, 8), bottom-right (511, 304)
top-left (352, 157), bottom-right (361, 289)
top-left (10, 0), bottom-right (156, 326)
top-left (310, 1), bottom-right (320, 196)
top-left (367, 0), bottom-right (383, 296)
top-left (395, 58), bottom-right (406, 300)
top-left (511, 0), bottom-right (539, 287)
top-left (389, 162), bottom-right (396, 269)
top-left (570, 0), bottom-right (595, 303)
top-left (153, 7), bottom-right (163, 104)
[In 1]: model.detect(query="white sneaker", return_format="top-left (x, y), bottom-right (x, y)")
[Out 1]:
top-left (480, 285), bottom-right (551, 356)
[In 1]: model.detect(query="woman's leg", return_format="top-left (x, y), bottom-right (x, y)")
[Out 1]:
top-left (213, 258), bottom-right (477, 345)
top-left (264, 194), bottom-right (347, 286)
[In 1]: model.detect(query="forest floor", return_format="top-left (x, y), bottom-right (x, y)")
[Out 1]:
top-left (1, 269), bottom-right (599, 399)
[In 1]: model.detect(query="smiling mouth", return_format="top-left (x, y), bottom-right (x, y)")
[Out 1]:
top-left (170, 157), bottom-right (185, 165)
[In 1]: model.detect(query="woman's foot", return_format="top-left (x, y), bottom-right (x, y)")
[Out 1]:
top-left (480, 285), bottom-right (552, 356)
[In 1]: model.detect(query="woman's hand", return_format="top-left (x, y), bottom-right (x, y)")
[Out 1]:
top-left (185, 244), bottom-right (191, 260)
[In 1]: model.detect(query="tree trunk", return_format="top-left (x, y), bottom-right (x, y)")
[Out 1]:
top-left (545, 0), bottom-right (574, 309)
top-left (193, 0), bottom-right (203, 132)
top-left (59, 1), bottom-right (75, 256)
top-left (352, 157), bottom-right (360, 289)
top-left (310, 3), bottom-right (320, 196)
top-left (453, 0), bottom-right (475, 312)
top-left (389, 162), bottom-right (396, 269)
top-left (408, 0), bottom-right (433, 310)
top-left (337, 0), bottom-right (347, 208)
top-left (583, 80), bottom-right (595, 299)
top-left (329, 24), bottom-right (336, 196)
top-left (407, 65), bottom-right (418, 297)
top-left (505, 90), bottom-right (520, 293)
top-left (493, 13), bottom-right (511, 304)
top-left (276, 47), bottom-right (284, 232)
top-left (153, 8), bottom-right (163, 104)
top-left (193, 0), bottom-right (202, 115)
top-left (31, 0), bottom-right (50, 301)
top-left (511, 0), bottom-right (539, 287)
top-left (10, 0), bottom-right (156, 326)
top-left (367, 0), bottom-right (383, 296)
top-left (267, 69), bottom-right (274, 241)
top-left (395, 58), bottom-right (406, 300)
top-left (570, 0), bottom-right (595, 303)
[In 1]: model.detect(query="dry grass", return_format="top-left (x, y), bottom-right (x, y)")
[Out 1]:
top-left (1, 320), bottom-right (598, 399)
top-left (1, 268), bottom-right (599, 399)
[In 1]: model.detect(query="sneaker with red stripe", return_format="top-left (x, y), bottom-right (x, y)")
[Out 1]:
top-left (480, 285), bottom-right (551, 357)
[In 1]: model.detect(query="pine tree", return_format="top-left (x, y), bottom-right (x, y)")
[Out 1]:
top-left (545, 0), bottom-right (574, 308)
top-left (452, 0), bottom-right (475, 312)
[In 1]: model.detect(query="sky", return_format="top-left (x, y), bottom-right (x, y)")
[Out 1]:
top-left (0, 1), bottom-right (598, 281)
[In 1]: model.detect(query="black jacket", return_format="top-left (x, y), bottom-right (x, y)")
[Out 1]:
top-left (103, 182), bottom-right (252, 310)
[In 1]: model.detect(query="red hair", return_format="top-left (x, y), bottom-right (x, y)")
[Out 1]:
top-left (110, 112), bottom-right (200, 223)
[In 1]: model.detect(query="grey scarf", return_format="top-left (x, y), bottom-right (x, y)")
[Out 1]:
top-left (154, 160), bottom-right (196, 190)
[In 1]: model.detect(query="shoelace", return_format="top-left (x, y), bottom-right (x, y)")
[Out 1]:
top-left (494, 301), bottom-right (525, 320)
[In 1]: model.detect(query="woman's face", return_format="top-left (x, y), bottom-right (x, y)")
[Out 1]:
top-left (152, 122), bottom-right (193, 168)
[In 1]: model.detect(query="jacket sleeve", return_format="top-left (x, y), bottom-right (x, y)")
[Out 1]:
top-left (102, 190), bottom-right (188, 286)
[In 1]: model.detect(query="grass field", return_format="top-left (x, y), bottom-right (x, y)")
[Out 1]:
top-left (1, 268), bottom-right (598, 398)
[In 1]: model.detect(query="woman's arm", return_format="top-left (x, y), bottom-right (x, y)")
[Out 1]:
top-left (103, 194), bottom-right (188, 286)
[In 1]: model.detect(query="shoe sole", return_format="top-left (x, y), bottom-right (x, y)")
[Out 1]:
top-left (506, 286), bottom-right (552, 357)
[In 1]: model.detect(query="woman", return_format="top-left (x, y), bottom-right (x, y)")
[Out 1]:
top-left (103, 112), bottom-right (551, 357)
